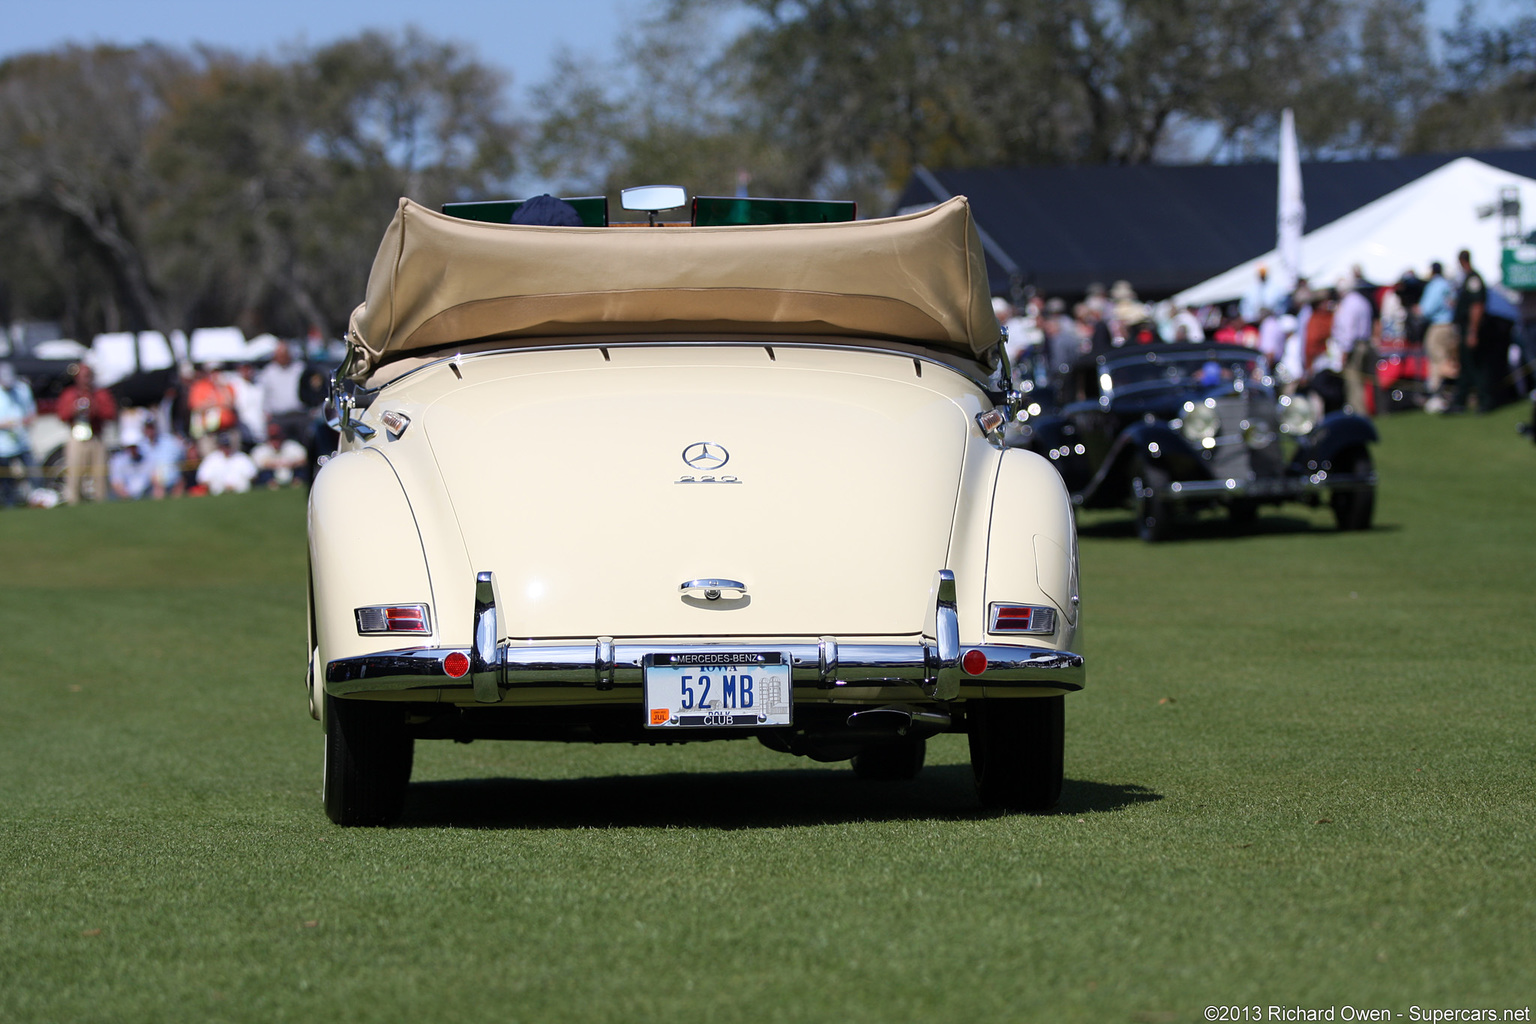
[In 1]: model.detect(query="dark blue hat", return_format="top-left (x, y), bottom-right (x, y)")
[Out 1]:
top-left (512, 194), bottom-right (583, 227)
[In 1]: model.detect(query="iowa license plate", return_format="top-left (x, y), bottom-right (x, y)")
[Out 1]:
top-left (643, 652), bottom-right (792, 729)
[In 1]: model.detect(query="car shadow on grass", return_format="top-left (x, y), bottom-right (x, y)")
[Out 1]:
top-left (394, 767), bottom-right (1161, 829)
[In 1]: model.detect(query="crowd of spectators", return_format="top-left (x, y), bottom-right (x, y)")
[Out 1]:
top-left (1, 339), bottom-right (323, 509)
top-left (994, 250), bottom-right (1535, 418)
top-left (7, 253), bottom-right (1533, 510)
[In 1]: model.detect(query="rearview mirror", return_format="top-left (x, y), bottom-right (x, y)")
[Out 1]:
top-left (620, 185), bottom-right (688, 213)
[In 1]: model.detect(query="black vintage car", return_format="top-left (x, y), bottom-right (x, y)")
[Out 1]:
top-left (1018, 343), bottom-right (1377, 541)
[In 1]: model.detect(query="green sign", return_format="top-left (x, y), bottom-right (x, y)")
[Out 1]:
top-left (1502, 245), bottom-right (1536, 292)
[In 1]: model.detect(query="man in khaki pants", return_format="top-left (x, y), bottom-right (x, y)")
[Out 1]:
top-left (54, 364), bottom-right (116, 504)
top-left (1418, 262), bottom-right (1458, 410)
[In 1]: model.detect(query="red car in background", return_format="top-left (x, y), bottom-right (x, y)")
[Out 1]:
top-left (1371, 338), bottom-right (1429, 415)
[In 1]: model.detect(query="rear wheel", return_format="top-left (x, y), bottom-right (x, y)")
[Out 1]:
top-left (851, 736), bottom-right (926, 780)
top-left (1133, 458), bottom-right (1171, 543)
top-left (1330, 448), bottom-right (1376, 531)
top-left (968, 696), bottom-right (1064, 812)
top-left (323, 694), bottom-right (413, 826)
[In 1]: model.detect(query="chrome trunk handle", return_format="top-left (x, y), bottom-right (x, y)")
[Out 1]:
top-left (679, 578), bottom-right (747, 601)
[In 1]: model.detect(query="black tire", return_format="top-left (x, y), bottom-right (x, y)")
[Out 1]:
top-left (967, 696), bottom-right (1064, 812)
top-left (1133, 458), bottom-right (1171, 543)
top-left (851, 736), bottom-right (926, 780)
top-left (323, 694), bottom-right (413, 826)
top-left (1330, 448), bottom-right (1376, 532)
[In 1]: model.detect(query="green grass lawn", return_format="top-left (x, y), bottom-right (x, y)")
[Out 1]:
top-left (2, 407), bottom-right (1534, 1023)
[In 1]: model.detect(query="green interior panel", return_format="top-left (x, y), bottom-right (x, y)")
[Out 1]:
top-left (691, 196), bottom-right (857, 227)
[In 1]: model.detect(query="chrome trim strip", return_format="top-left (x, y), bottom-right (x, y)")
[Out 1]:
top-left (324, 640), bottom-right (1083, 698)
top-left (363, 339), bottom-right (994, 397)
top-left (472, 571), bottom-right (501, 704)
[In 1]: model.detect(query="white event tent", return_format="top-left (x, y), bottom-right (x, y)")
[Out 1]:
top-left (1174, 157), bottom-right (1536, 307)
top-left (84, 327), bottom-right (283, 386)
top-left (87, 331), bottom-right (187, 388)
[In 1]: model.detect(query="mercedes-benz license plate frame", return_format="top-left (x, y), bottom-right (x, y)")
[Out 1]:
top-left (643, 651), bottom-right (792, 729)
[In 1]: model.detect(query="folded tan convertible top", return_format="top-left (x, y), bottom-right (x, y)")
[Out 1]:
top-left (346, 195), bottom-right (998, 374)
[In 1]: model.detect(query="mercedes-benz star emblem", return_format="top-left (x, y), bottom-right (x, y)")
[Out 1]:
top-left (681, 442), bottom-right (729, 470)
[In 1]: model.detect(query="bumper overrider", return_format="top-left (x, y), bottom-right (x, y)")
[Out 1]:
top-left (325, 570), bottom-right (1084, 704)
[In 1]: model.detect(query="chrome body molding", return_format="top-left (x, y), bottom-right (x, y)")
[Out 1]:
top-left (339, 338), bottom-right (997, 396)
top-left (324, 639), bottom-right (1083, 699)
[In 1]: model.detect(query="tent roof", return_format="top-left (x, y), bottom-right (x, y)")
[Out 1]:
top-left (1172, 157), bottom-right (1536, 306)
top-left (894, 150), bottom-right (1536, 298)
top-left (347, 195), bottom-right (998, 374)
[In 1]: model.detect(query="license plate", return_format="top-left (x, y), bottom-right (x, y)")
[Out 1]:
top-left (643, 652), bottom-right (792, 729)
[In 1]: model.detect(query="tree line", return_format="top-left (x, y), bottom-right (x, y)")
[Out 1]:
top-left (2, 1), bottom-right (1532, 342)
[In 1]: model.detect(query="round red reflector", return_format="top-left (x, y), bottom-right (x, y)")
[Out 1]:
top-left (443, 652), bottom-right (470, 678)
top-left (961, 649), bottom-right (988, 676)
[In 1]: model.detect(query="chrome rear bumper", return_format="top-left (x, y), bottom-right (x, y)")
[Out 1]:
top-left (324, 638), bottom-right (1084, 699)
top-left (325, 567), bottom-right (1083, 703)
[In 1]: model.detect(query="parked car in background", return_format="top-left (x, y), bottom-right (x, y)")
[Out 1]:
top-left (1019, 342), bottom-right (1377, 541)
top-left (1372, 337), bottom-right (1428, 414)
top-left (307, 190), bottom-right (1085, 825)
top-left (1, 329), bottom-right (87, 412)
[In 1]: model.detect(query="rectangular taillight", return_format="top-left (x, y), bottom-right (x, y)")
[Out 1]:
top-left (988, 603), bottom-right (1056, 635)
top-left (355, 604), bottom-right (432, 635)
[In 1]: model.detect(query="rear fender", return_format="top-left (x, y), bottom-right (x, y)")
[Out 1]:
top-left (308, 448), bottom-right (436, 668)
top-left (982, 447), bottom-right (1080, 651)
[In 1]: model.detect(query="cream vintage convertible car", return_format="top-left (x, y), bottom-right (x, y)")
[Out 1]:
top-left (308, 189), bottom-right (1084, 825)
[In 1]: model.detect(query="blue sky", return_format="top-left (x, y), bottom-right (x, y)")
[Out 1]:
top-left (4, 0), bottom-right (1520, 96)
top-left (0, 0), bottom-right (646, 94)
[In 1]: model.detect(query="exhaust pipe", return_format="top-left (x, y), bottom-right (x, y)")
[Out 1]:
top-left (846, 703), bottom-right (951, 738)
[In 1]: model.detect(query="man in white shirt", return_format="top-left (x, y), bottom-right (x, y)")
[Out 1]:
top-left (196, 433), bottom-right (258, 495)
top-left (229, 363), bottom-right (267, 446)
top-left (251, 422), bottom-right (309, 487)
top-left (1332, 281), bottom-right (1376, 415)
top-left (257, 342), bottom-right (307, 437)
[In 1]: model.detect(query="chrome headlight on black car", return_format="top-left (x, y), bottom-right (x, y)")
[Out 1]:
top-left (1278, 394), bottom-right (1315, 436)
top-left (1181, 398), bottom-right (1219, 448)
